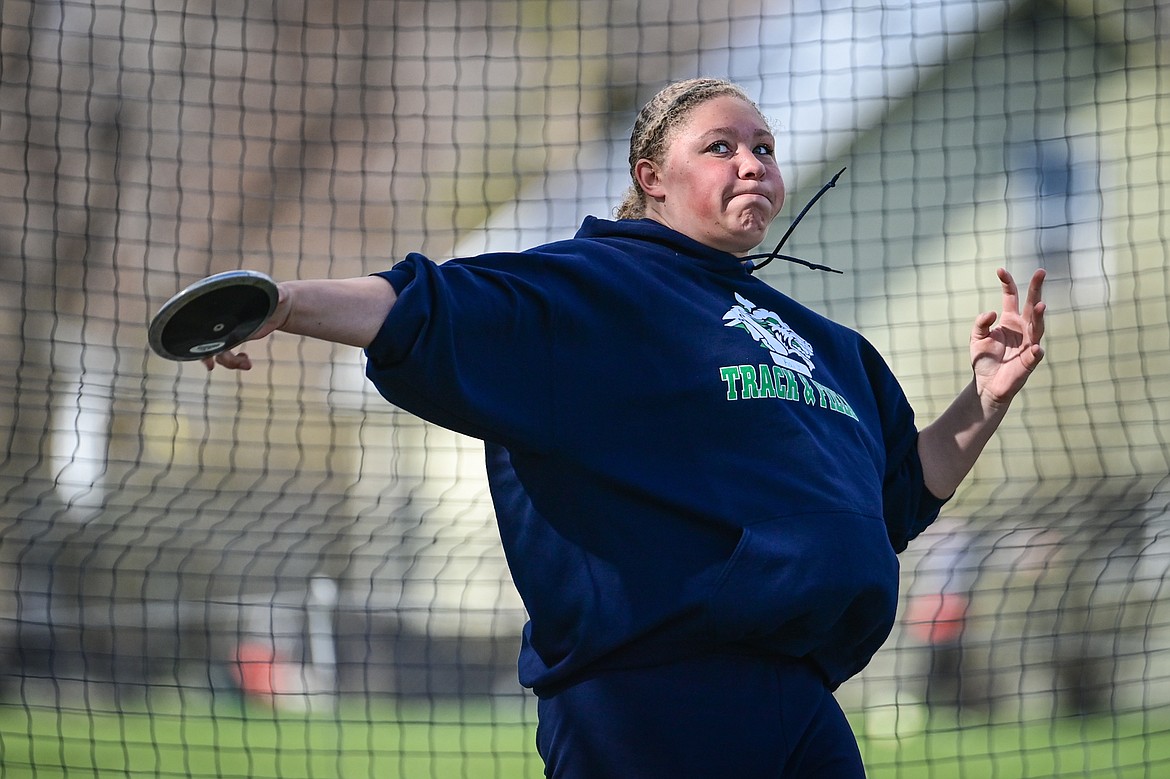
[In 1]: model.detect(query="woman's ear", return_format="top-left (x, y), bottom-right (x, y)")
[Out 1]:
top-left (633, 159), bottom-right (665, 200)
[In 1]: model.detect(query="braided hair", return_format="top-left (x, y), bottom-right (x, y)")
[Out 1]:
top-left (615, 78), bottom-right (763, 220)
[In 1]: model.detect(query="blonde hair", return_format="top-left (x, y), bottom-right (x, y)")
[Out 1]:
top-left (615, 78), bottom-right (763, 220)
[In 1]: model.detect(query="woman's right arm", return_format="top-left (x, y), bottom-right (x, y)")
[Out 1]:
top-left (204, 275), bottom-right (397, 371)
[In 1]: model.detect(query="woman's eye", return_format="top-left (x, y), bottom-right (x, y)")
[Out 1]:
top-left (708, 141), bottom-right (732, 154)
top-left (754, 144), bottom-right (774, 156)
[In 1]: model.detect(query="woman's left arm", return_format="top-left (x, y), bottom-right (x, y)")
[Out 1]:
top-left (917, 267), bottom-right (1047, 499)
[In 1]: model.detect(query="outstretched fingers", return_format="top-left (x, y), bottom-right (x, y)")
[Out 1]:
top-left (202, 350), bottom-right (254, 371)
top-left (995, 267), bottom-right (1047, 339)
top-left (1023, 268), bottom-right (1047, 347)
top-left (1000, 267), bottom-right (1047, 375)
top-left (997, 266), bottom-right (1021, 314)
top-left (971, 309), bottom-right (998, 341)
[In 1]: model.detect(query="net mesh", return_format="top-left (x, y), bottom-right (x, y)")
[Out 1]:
top-left (2, 1), bottom-right (1169, 776)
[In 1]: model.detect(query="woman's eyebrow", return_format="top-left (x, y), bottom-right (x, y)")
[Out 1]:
top-left (699, 126), bottom-right (775, 140)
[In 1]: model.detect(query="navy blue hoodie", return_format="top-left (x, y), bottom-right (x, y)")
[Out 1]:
top-left (365, 216), bottom-right (947, 695)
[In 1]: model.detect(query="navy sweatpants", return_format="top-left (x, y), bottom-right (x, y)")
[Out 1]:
top-left (535, 654), bottom-right (866, 778)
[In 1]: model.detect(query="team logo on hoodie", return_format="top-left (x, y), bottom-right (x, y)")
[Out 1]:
top-left (722, 293), bottom-right (815, 376)
top-left (719, 293), bottom-right (857, 419)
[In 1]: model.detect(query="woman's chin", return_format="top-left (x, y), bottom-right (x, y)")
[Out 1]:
top-left (725, 220), bottom-right (770, 254)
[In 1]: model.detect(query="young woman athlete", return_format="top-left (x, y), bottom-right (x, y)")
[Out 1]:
top-left (205, 78), bottom-right (1046, 777)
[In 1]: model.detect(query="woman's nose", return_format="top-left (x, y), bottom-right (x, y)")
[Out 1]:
top-left (739, 151), bottom-right (766, 178)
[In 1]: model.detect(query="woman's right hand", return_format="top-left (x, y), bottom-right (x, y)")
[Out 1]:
top-left (202, 283), bottom-right (291, 371)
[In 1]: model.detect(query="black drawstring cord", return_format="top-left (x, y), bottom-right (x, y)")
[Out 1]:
top-left (744, 166), bottom-right (847, 274)
top-left (745, 252), bottom-right (843, 274)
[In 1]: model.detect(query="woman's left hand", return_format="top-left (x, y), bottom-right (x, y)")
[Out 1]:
top-left (970, 267), bottom-right (1047, 407)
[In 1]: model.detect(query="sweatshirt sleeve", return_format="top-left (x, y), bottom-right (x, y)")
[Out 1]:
top-left (859, 339), bottom-right (950, 552)
top-left (363, 251), bottom-right (556, 452)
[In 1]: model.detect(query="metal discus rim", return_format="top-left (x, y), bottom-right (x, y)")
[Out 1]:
top-left (148, 270), bottom-right (278, 361)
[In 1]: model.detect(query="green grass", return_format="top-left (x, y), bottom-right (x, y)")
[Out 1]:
top-left (0, 693), bottom-right (543, 779)
top-left (3, 695), bottom-right (1170, 778)
top-left (857, 708), bottom-right (1170, 778)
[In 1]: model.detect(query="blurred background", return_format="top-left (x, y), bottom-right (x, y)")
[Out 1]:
top-left (1, 1), bottom-right (1169, 776)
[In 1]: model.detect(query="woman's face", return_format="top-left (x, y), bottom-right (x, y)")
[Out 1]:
top-left (636, 96), bottom-right (785, 256)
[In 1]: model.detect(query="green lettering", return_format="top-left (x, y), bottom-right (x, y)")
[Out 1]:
top-left (739, 365), bottom-right (761, 399)
top-left (774, 367), bottom-right (800, 401)
top-left (814, 380), bottom-right (832, 409)
top-left (719, 366), bottom-right (741, 400)
top-left (825, 386), bottom-right (844, 413)
top-left (757, 364), bottom-right (778, 398)
top-left (799, 375), bottom-right (817, 405)
top-left (721, 364), bottom-right (857, 419)
top-left (811, 379), bottom-right (861, 420)
top-left (828, 387), bottom-right (859, 420)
